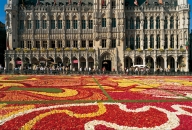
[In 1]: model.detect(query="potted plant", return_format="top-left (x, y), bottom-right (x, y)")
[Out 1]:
top-left (148, 48), bottom-right (153, 51)
top-left (168, 48), bottom-right (174, 51)
top-left (72, 48), bottom-right (78, 52)
top-left (137, 48), bottom-right (142, 52)
top-left (56, 48), bottom-right (61, 52)
top-left (159, 48), bottom-right (164, 52)
top-left (180, 48), bottom-right (185, 52)
top-left (88, 48), bottom-right (95, 52)
top-left (126, 48), bottom-right (132, 51)
top-left (48, 48), bottom-right (54, 51)
top-left (79, 48), bottom-right (86, 51)
top-left (15, 48), bottom-right (21, 52)
top-left (64, 47), bottom-right (70, 51)
top-left (31, 48), bottom-right (37, 51)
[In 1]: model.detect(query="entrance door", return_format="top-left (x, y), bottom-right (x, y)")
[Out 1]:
top-left (102, 60), bottom-right (111, 71)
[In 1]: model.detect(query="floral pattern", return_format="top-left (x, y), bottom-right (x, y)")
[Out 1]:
top-left (0, 75), bottom-right (192, 129)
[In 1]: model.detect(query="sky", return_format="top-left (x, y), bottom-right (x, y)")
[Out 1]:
top-left (0, 0), bottom-right (191, 30)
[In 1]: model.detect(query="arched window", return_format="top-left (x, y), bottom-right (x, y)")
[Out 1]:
top-left (170, 57), bottom-right (175, 69)
top-left (144, 17), bottom-right (147, 29)
top-left (156, 16), bottom-right (160, 29)
top-left (130, 36), bottom-right (134, 49)
top-left (176, 17), bottom-right (178, 29)
top-left (164, 16), bottom-right (168, 29)
top-left (144, 35), bottom-right (148, 49)
top-left (170, 35), bottom-right (174, 48)
top-left (136, 17), bottom-right (140, 29)
top-left (150, 35), bottom-right (154, 48)
top-left (170, 16), bottom-right (174, 29)
top-left (157, 35), bottom-right (160, 49)
top-left (150, 17), bottom-right (154, 29)
top-left (136, 35), bottom-right (140, 49)
top-left (136, 57), bottom-right (142, 65)
top-left (126, 18), bottom-right (128, 29)
top-left (165, 35), bottom-right (168, 49)
top-left (130, 17), bottom-right (134, 29)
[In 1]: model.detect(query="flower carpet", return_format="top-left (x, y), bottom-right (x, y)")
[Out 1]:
top-left (0, 75), bottom-right (192, 129)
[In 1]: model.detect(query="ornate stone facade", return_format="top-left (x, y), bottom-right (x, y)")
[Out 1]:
top-left (4, 0), bottom-right (190, 72)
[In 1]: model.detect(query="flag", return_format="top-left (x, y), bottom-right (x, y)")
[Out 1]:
top-left (134, 0), bottom-right (138, 6)
top-left (159, 0), bottom-right (163, 4)
top-left (78, 0), bottom-right (81, 5)
top-left (68, 0), bottom-right (71, 4)
top-left (36, 0), bottom-right (40, 5)
top-left (102, 0), bottom-right (104, 6)
top-left (54, 0), bottom-right (56, 5)
top-left (186, 40), bottom-right (189, 50)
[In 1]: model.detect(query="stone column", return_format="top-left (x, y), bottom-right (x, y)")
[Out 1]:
top-left (62, 40), bottom-right (65, 48)
top-left (47, 40), bottom-right (50, 48)
top-left (174, 34), bottom-right (177, 49)
top-left (185, 55), bottom-right (189, 72)
top-left (164, 57), bottom-right (167, 69)
top-left (86, 40), bottom-right (89, 48)
top-left (86, 57), bottom-right (88, 69)
top-left (40, 40), bottom-right (43, 49)
top-left (55, 40), bottom-right (58, 48)
top-left (175, 57), bottom-right (178, 72)
top-left (24, 41), bottom-right (27, 48)
top-left (154, 57), bottom-right (156, 72)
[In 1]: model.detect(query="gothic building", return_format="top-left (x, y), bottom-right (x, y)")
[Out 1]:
top-left (4, 0), bottom-right (190, 72)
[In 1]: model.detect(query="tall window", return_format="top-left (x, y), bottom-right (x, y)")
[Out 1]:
top-left (36, 41), bottom-right (40, 48)
top-left (126, 18), bottom-right (128, 29)
top-left (156, 17), bottom-right (160, 29)
top-left (73, 20), bottom-right (77, 29)
top-left (42, 20), bottom-right (47, 29)
top-left (136, 35), bottom-right (140, 49)
top-left (102, 39), bottom-right (106, 48)
top-left (89, 41), bottom-right (93, 47)
top-left (165, 35), bottom-right (168, 49)
top-left (112, 18), bottom-right (116, 28)
top-left (144, 35), bottom-right (148, 49)
top-left (170, 16), bottom-right (174, 29)
top-left (102, 18), bottom-right (106, 27)
top-left (73, 41), bottom-right (78, 48)
top-left (43, 41), bottom-right (47, 48)
top-left (88, 20), bottom-right (93, 29)
top-left (82, 20), bottom-right (86, 29)
top-left (150, 35), bottom-right (154, 48)
top-left (130, 36), bottom-right (134, 50)
top-left (136, 17), bottom-right (140, 29)
top-left (130, 17), bottom-right (134, 29)
top-left (150, 17), bottom-right (154, 29)
top-left (112, 0), bottom-right (116, 8)
top-left (51, 41), bottom-right (55, 48)
top-left (20, 41), bottom-right (24, 48)
top-left (36, 20), bottom-right (40, 29)
top-left (66, 20), bottom-right (70, 29)
top-left (27, 20), bottom-right (31, 29)
top-left (82, 40), bottom-right (86, 48)
top-left (66, 40), bottom-right (70, 47)
top-left (170, 35), bottom-right (174, 48)
top-left (20, 20), bottom-right (24, 29)
top-left (111, 39), bottom-right (116, 48)
top-left (27, 41), bottom-right (31, 49)
top-left (126, 37), bottom-right (128, 48)
top-left (176, 17), bottom-right (178, 29)
top-left (144, 17), bottom-right (148, 29)
top-left (51, 20), bottom-right (55, 29)
top-left (58, 41), bottom-right (62, 48)
top-left (157, 35), bottom-right (160, 49)
top-left (164, 17), bottom-right (168, 29)
top-left (58, 20), bottom-right (62, 29)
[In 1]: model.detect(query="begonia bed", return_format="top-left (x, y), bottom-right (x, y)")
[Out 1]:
top-left (0, 75), bottom-right (192, 129)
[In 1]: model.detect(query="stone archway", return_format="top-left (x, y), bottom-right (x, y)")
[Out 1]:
top-left (124, 56), bottom-right (133, 69)
top-left (178, 56), bottom-right (185, 71)
top-left (146, 56), bottom-right (154, 69)
top-left (39, 57), bottom-right (46, 67)
top-left (100, 52), bottom-right (112, 71)
top-left (135, 56), bottom-right (143, 65)
top-left (156, 56), bottom-right (164, 69)
top-left (56, 57), bottom-right (62, 66)
top-left (72, 57), bottom-right (78, 71)
top-left (79, 57), bottom-right (86, 69)
top-left (23, 57), bottom-right (30, 68)
top-left (88, 57), bottom-right (94, 69)
top-left (15, 57), bottom-right (22, 68)
top-left (8, 63), bottom-right (13, 70)
top-left (31, 57), bottom-right (39, 65)
top-left (63, 57), bottom-right (70, 67)
top-left (167, 56), bottom-right (175, 71)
